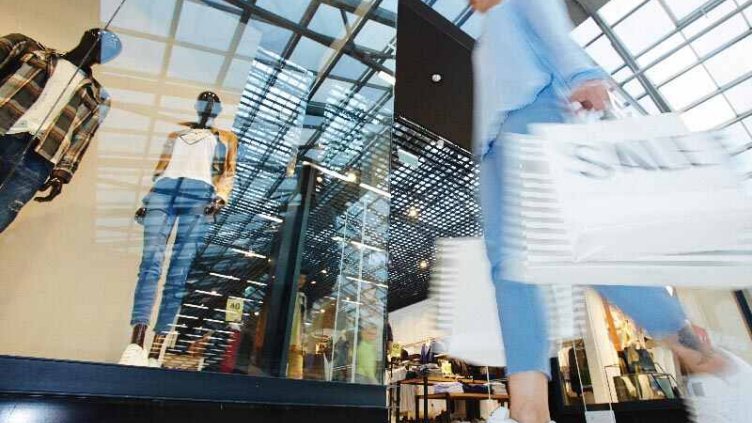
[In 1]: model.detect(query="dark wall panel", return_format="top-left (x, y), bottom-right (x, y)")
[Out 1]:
top-left (396, 0), bottom-right (475, 151)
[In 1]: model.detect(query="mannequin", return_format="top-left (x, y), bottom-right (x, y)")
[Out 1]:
top-left (120, 91), bottom-right (238, 367)
top-left (0, 28), bottom-right (121, 232)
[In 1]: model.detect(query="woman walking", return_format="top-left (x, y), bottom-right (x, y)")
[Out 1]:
top-left (470, 0), bottom-right (752, 422)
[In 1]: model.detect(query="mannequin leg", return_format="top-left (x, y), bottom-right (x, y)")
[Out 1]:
top-left (0, 134), bottom-right (53, 233)
top-left (130, 190), bottom-right (177, 330)
top-left (130, 323), bottom-right (148, 347)
top-left (153, 182), bottom-right (212, 334)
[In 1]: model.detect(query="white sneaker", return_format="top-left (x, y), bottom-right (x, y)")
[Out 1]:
top-left (118, 344), bottom-right (148, 366)
top-left (684, 350), bottom-right (752, 423)
top-left (147, 357), bottom-right (161, 368)
top-left (487, 407), bottom-right (556, 423)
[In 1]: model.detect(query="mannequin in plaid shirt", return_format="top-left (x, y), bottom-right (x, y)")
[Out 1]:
top-left (0, 29), bottom-right (121, 232)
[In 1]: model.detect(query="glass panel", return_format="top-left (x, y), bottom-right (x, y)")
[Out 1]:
top-left (724, 78), bottom-right (752, 113)
top-left (659, 66), bottom-right (718, 109)
top-left (0, 0), bottom-right (394, 385)
top-left (431, 0), bottom-right (468, 22)
top-left (461, 13), bottom-right (483, 39)
top-left (599, 0), bottom-right (646, 24)
top-left (586, 37), bottom-right (626, 73)
top-left (702, 35), bottom-right (752, 86)
top-left (662, 0), bottom-right (712, 20)
top-left (571, 18), bottom-right (602, 46)
top-left (645, 46), bottom-right (699, 86)
top-left (613, 1), bottom-right (676, 55)
top-left (680, 95), bottom-right (737, 130)
top-left (689, 14), bottom-right (748, 57)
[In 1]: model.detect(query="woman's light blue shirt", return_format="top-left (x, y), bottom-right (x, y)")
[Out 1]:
top-left (472, 0), bottom-right (607, 155)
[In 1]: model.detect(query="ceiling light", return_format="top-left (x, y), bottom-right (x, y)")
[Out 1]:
top-left (195, 290), bottom-right (222, 297)
top-left (247, 280), bottom-right (267, 287)
top-left (184, 303), bottom-right (208, 310)
top-left (321, 269), bottom-right (328, 275)
top-left (230, 248), bottom-right (266, 259)
top-left (408, 207), bottom-right (419, 218)
top-left (254, 311), bottom-right (260, 316)
top-left (177, 314), bottom-right (198, 320)
top-left (210, 272), bottom-right (240, 281)
top-left (397, 148), bottom-right (419, 167)
top-left (311, 280), bottom-right (317, 285)
top-left (258, 213), bottom-right (283, 223)
top-left (419, 260), bottom-right (429, 269)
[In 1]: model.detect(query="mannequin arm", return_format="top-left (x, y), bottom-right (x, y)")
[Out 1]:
top-left (53, 96), bottom-right (110, 183)
top-left (213, 131), bottom-right (238, 202)
top-left (153, 132), bottom-right (178, 181)
top-left (0, 33), bottom-right (40, 75)
top-left (204, 197), bottom-right (226, 217)
top-left (33, 170), bottom-right (68, 202)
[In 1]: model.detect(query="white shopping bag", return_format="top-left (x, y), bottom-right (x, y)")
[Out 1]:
top-left (431, 238), bottom-right (583, 367)
top-left (532, 114), bottom-right (752, 259)
top-left (501, 113), bottom-right (752, 288)
top-left (432, 238), bottom-right (506, 367)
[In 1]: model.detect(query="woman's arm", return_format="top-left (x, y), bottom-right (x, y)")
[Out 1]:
top-left (513, 0), bottom-right (607, 88)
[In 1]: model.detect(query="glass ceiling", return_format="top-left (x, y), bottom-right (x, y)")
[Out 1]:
top-left (429, 0), bottom-right (751, 171)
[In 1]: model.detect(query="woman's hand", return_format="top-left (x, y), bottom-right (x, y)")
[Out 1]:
top-left (570, 80), bottom-right (611, 111)
top-left (469, 0), bottom-right (502, 13)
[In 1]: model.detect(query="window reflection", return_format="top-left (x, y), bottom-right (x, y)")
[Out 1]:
top-left (0, 0), bottom-right (395, 385)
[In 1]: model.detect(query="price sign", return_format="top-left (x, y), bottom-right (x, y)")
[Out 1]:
top-left (226, 297), bottom-right (244, 322)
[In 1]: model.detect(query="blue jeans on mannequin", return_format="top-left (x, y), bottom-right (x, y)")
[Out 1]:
top-left (0, 133), bottom-right (53, 233)
top-left (130, 177), bottom-right (213, 334)
top-left (480, 84), bottom-right (689, 378)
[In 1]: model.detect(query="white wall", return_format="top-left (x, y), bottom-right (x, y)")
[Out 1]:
top-left (388, 299), bottom-right (444, 350)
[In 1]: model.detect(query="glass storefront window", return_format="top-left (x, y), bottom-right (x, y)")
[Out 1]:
top-left (0, 0), bottom-right (395, 385)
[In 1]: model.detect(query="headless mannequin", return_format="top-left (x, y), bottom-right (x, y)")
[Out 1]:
top-left (130, 91), bottom-right (228, 359)
top-left (33, 28), bottom-right (121, 202)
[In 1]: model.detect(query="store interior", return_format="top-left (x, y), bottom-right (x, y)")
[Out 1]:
top-left (1, 0), bottom-right (752, 422)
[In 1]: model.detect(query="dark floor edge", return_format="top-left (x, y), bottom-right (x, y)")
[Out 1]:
top-left (0, 356), bottom-right (386, 408)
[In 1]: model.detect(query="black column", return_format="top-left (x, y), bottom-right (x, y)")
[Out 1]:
top-left (260, 164), bottom-right (318, 377)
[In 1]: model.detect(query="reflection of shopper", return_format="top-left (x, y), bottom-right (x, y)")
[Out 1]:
top-left (120, 92), bottom-right (238, 367)
top-left (355, 326), bottom-right (379, 384)
top-left (470, 1), bottom-right (752, 422)
top-left (0, 30), bottom-right (121, 232)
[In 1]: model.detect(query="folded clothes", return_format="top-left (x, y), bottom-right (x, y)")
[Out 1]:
top-left (463, 383), bottom-right (492, 394)
top-left (434, 382), bottom-right (464, 394)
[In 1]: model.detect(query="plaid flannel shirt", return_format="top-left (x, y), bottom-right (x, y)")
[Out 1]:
top-left (0, 33), bottom-right (110, 182)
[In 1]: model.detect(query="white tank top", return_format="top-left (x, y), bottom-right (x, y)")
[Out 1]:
top-left (8, 59), bottom-right (85, 135)
top-left (159, 129), bottom-right (218, 187)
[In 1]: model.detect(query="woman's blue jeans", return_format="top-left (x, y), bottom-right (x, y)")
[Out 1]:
top-left (480, 85), bottom-right (688, 378)
top-left (130, 177), bottom-right (213, 334)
